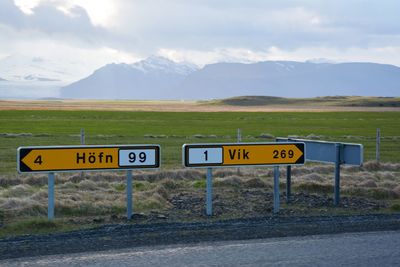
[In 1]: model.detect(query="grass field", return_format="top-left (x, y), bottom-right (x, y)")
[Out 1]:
top-left (215, 96), bottom-right (400, 107)
top-left (0, 110), bottom-right (399, 174)
top-left (1, 97), bottom-right (400, 112)
top-left (0, 108), bottom-right (399, 237)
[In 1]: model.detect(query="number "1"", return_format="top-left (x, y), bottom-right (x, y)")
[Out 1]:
top-left (204, 150), bottom-right (208, 161)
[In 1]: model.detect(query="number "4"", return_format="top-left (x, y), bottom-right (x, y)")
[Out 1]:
top-left (34, 155), bottom-right (43, 165)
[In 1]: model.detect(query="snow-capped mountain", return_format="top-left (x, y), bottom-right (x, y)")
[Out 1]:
top-left (174, 61), bottom-right (400, 98)
top-left (61, 56), bottom-right (199, 99)
top-left (2, 54), bottom-right (400, 99)
top-left (0, 54), bottom-right (91, 98)
top-left (61, 59), bottom-right (400, 99)
top-left (0, 54), bottom-right (82, 83)
top-left (131, 56), bottom-right (198, 75)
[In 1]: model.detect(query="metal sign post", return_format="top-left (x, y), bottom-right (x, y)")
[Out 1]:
top-left (286, 165), bottom-right (292, 203)
top-left (80, 129), bottom-right (85, 145)
top-left (80, 129), bottom-right (85, 178)
top-left (127, 170), bottom-right (133, 220)
top-left (376, 128), bottom-right (380, 162)
top-left (237, 128), bottom-right (242, 175)
top-left (273, 166), bottom-right (280, 213)
top-left (18, 144), bottom-right (160, 220)
top-left (277, 138), bottom-right (363, 206)
top-left (48, 172), bottom-right (55, 220)
top-left (334, 144), bottom-right (342, 206)
top-left (183, 142), bottom-right (305, 215)
top-left (206, 168), bottom-right (213, 216)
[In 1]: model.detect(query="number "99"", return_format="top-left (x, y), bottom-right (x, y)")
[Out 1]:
top-left (129, 152), bottom-right (146, 163)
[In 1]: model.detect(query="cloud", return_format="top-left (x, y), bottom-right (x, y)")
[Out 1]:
top-left (157, 45), bottom-right (400, 67)
top-left (110, 2), bottom-right (331, 51)
top-left (0, 0), bottom-right (107, 44)
top-left (0, 1), bottom-right (139, 82)
top-left (0, 0), bottom-right (26, 28)
top-left (103, 1), bottom-right (400, 56)
top-left (1, 0), bottom-right (400, 83)
top-left (3, 0), bottom-right (400, 54)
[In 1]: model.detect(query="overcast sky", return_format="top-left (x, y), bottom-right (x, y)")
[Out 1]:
top-left (1, 0), bottom-right (400, 72)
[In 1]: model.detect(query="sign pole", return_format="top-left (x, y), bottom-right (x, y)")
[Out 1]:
top-left (127, 170), bottom-right (133, 220)
top-left (80, 128), bottom-right (85, 145)
top-left (286, 165), bottom-right (292, 203)
top-left (237, 129), bottom-right (241, 175)
top-left (206, 168), bottom-right (213, 216)
top-left (80, 129), bottom-right (85, 178)
top-left (334, 144), bottom-right (341, 206)
top-left (273, 166), bottom-right (280, 213)
top-left (48, 172), bottom-right (55, 220)
top-left (376, 128), bottom-right (380, 163)
top-left (183, 142), bottom-right (305, 215)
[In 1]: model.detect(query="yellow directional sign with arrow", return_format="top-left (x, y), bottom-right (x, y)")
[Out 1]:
top-left (222, 144), bottom-right (304, 165)
top-left (183, 142), bottom-right (305, 167)
top-left (18, 145), bottom-right (160, 173)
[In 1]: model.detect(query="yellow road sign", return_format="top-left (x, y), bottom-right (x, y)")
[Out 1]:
top-left (183, 143), bottom-right (305, 167)
top-left (18, 145), bottom-right (160, 173)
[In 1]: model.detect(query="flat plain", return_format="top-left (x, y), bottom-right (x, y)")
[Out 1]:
top-left (0, 100), bottom-right (399, 172)
top-left (0, 98), bottom-right (399, 237)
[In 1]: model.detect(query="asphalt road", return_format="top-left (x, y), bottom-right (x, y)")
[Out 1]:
top-left (2, 230), bottom-right (400, 267)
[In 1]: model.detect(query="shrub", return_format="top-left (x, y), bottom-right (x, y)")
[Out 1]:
top-left (390, 204), bottom-right (400, 212)
top-left (114, 183), bottom-right (126, 192)
top-left (257, 133), bottom-right (274, 139)
top-left (295, 182), bottom-right (333, 194)
top-left (244, 177), bottom-right (267, 188)
top-left (160, 178), bottom-right (180, 190)
top-left (360, 179), bottom-right (378, 188)
top-left (193, 180), bottom-right (206, 189)
top-left (214, 176), bottom-right (243, 187)
top-left (362, 161), bottom-right (381, 171)
top-left (78, 180), bottom-right (99, 191)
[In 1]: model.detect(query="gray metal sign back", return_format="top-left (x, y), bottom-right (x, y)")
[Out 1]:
top-left (276, 138), bottom-right (363, 166)
top-left (277, 137), bottom-right (364, 207)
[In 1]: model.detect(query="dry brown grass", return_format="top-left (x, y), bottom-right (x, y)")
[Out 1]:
top-left (0, 161), bottom-right (399, 221)
top-left (1, 99), bottom-right (399, 112)
top-left (214, 176), bottom-right (244, 187)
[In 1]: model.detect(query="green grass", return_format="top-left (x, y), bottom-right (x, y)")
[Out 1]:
top-left (0, 218), bottom-right (61, 237)
top-left (114, 183), bottom-right (126, 192)
top-left (295, 182), bottom-right (334, 194)
top-left (390, 203), bottom-right (400, 212)
top-left (216, 96), bottom-right (400, 107)
top-left (0, 217), bottom-right (102, 238)
top-left (193, 180), bottom-right (206, 189)
top-left (0, 110), bottom-right (399, 174)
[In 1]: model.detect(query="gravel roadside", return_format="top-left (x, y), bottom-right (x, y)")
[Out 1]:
top-left (1, 213), bottom-right (399, 260)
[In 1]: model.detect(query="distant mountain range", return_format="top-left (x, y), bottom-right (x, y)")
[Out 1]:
top-left (1, 55), bottom-right (399, 99)
top-left (61, 56), bottom-right (198, 99)
top-left (0, 54), bottom-right (81, 99)
top-left (61, 56), bottom-right (400, 99)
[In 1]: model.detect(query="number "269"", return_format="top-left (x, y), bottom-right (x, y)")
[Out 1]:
top-left (272, 149), bottom-right (294, 159)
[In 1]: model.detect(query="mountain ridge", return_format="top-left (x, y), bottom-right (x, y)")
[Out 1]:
top-left (58, 57), bottom-right (400, 99)
top-left (173, 61), bottom-right (400, 99)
